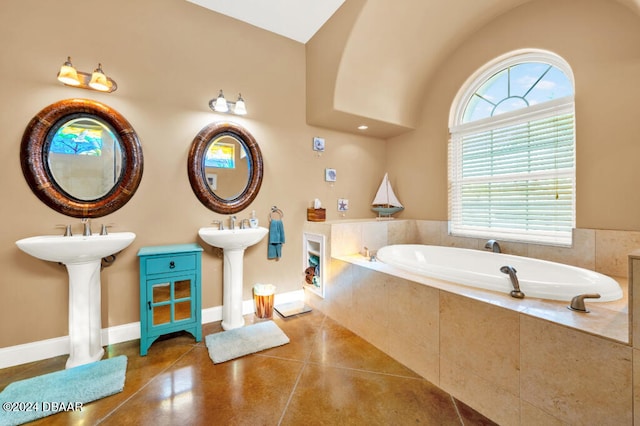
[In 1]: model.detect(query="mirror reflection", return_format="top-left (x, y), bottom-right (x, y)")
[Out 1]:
top-left (187, 121), bottom-right (263, 214)
top-left (47, 117), bottom-right (123, 201)
top-left (204, 134), bottom-right (250, 200)
top-left (20, 98), bottom-right (143, 218)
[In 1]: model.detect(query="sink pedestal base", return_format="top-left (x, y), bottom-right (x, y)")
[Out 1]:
top-left (65, 261), bottom-right (104, 369)
top-left (221, 249), bottom-right (246, 331)
top-left (198, 226), bottom-right (268, 331)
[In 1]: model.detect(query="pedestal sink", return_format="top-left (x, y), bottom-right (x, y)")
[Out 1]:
top-left (16, 232), bottom-right (136, 368)
top-left (198, 227), bottom-right (268, 330)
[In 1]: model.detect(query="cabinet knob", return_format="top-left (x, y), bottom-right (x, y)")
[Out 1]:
top-left (169, 261), bottom-right (175, 269)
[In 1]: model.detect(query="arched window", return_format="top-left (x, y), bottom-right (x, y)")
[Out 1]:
top-left (448, 50), bottom-right (575, 246)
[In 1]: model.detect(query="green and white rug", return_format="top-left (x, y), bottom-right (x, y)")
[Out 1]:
top-left (205, 320), bottom-right (290, 363)
top-left (0, 355), bottom-right (127, 425)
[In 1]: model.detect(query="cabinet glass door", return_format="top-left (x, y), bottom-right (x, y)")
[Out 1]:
top-left (174, 279), bottom-right (192, 321)
top-left (152, 282), bottom-right (171, 325)
top-left (150, 278), bottom-right (193, 325)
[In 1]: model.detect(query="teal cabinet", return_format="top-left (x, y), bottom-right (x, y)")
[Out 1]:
top-left (138, 244), bottom-right (203, 355)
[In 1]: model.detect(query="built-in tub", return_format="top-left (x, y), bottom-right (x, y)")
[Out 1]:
top-left (376, 244), bottom-right (623, 302)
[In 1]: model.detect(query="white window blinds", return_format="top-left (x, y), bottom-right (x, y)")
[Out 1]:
top-left (449, 98), bottom-right (575, 246)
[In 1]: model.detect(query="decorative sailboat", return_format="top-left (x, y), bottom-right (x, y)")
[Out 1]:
top-left (371, 173), bottom-right (404, 218)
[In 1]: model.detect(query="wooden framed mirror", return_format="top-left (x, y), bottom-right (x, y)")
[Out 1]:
top-left (20, 98), bottom-right (143, 218)
top-left (187, 121), bottom-right (263, 214)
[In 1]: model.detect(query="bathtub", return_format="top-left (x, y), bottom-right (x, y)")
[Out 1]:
top-left (376, 245), bottom-right (623, 302)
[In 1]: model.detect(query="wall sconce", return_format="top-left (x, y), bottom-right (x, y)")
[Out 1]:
top-left (209, 90), bottom-right (247, 115)
top-left (56, 56), bottom-right (118, 93)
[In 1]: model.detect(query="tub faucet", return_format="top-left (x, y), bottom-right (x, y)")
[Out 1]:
top-left (500, 265), bottom-right (525, 298)
top-left (485, 239), bottom-right (501, 253)
top-left (568, 293), bottom-right (601, 313)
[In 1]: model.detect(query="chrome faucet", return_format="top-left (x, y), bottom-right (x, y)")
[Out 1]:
top-left (81, 218), bottom-right (92, 236)
top-left (57, 224), bottom-right (73, 236)
top-left (100, 224), bottom-right (111, 235)
top-left (240, 218), bottom-right (251, 229)
top-left (229, 215), bottom-right (237, 230)
top-left (211, 220), bottom-right (223, 230)
top-left (485, 239), bottom-right (501, 253)
top-left (363, 247), bottom-right (376, 261)
top-left (500, 265), bottom-right (524, 298)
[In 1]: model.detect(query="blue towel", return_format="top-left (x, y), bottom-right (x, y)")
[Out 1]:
top-left (268, 219), bottom-right (285, 259)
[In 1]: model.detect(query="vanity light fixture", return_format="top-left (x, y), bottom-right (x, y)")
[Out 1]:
top-left (209, 90), bottom-right (247, 115)
top-left (56, 57), bottom-right (118, 93)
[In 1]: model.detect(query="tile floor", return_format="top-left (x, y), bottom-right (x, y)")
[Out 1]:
top-left (0, 311), bottom-right (496, 425)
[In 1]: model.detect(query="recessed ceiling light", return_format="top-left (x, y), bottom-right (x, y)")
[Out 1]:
top-left (358, 125), bottom-right (368, 130)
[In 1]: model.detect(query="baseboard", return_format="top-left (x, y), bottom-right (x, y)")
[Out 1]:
top-left (0, 289), bottom-right (304, 369)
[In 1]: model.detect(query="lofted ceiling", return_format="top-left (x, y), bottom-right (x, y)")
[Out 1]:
top-left (187, 0), bottom-right (640, 44)
top-left (187, 0), bottom-right (640, 138)
top-left (185, 0), bottom-right (345, 43)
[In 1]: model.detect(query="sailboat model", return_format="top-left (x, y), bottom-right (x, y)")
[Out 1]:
top-left (371, 173), bottom-right (404, 218)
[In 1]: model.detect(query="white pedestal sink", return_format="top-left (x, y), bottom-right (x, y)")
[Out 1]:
top-left (198, 227), bottom-right (268, 330)
top-left (16, 232), bottom-right (136, 368)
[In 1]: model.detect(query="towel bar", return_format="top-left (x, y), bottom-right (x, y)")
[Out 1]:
top-left (269, 206), bottom-right (284, 221)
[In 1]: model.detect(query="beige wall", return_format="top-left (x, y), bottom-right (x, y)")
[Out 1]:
top-left (0, 0), bottom-right (387, 348)
top-left (4, 0), bottom-right (640, 354)
top-left (387, 0), bottom-right (640, 231)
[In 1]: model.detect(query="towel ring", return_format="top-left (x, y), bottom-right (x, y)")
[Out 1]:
top-left (269, 206), bottom-right (284, 222)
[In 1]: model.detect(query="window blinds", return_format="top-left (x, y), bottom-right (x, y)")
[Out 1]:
top-left (449, 99), bottom-right (575, 246)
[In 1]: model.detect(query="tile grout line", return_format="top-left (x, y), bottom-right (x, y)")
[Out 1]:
top-left (96, 344), bottom-right (199, 424)
top-left (450, 396), bottom-right (465, 426)
top-left (276, 313), bottom-right (327, 425)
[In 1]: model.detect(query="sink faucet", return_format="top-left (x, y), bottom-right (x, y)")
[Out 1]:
top-left (211, 220), bottom-right (223, 230)
top-left (100, 224), bottom-right (112, 235)
top-left (229, 215), bottom-right (237, 230)
top-left (500, 265), bottom-right (524, 298)
top-left (240, 218), bottom-right (251, 229)
top-left (57, 224), bottom-right (73, 236)
top-left (485, 239), bottom-right (501, 253)
top-left (81, 218), bottom-right (92, 236)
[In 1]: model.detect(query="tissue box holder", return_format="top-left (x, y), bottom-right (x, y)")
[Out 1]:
top-left (307, 208), bottom-right (326, 222)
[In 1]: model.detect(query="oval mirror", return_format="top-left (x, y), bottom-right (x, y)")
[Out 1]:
top-left (187, 121), bottom-right (263, 214)
top-left (21, 99), bottom-right (143, 218)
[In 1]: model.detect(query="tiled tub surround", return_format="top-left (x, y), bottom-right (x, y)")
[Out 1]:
top-left (303, 219), bottom-right (638, 425)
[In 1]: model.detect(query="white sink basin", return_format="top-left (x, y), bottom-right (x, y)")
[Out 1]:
top-left (198, 227), bottom-right (268, 250)
top-left (198, 226), bottom-right (269, 331)
top-left (15, 231), bottom-right (136, 369)
top-left (16, 232), bottom-right (136, 264)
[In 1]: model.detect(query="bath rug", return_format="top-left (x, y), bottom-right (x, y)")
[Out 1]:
top-left (205, 320), bottom-right (290, 363)
top-left (0, 355), bottom-right (127, 426)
